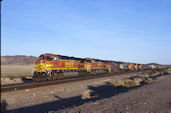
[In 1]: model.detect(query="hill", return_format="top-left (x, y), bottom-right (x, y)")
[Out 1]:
top-left (146, 63), bottom-right (161, 65)
top-left (1, 55), bottom-right (38, 65)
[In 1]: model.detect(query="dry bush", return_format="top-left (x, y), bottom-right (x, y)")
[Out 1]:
top-left (1, 77), bottom-right (11, 82)
top-left (1, 77), bottom-right (23, 85)
top-left (145, 78), bottom-right (154, 84)
top-left (123, 79), bottom-right (142, 88)
top-left (81, 90), bottom-right (96, 99)
top-left (110, 71), bottom-right (159, 88)
top-left (13, 78), bottom-right (23, 82)
top-left (134, 78), bottom-right (143, 83)
top-left (111, 79), bottom-right (125, 87)
top-left (167, 68), bottom-right (171, 74)
top-left (143, 74), bottom-right (150, 77)
top-left (111, 78), bottom-right (143, 88)
top-left (139, 74), bottom-right (150, 79)
top-left (163, 69), bottom-right (170, 74)
top-left (81, 90), bottom-right (97, 99)
top-left (151, 71), bottom-right (160, 77)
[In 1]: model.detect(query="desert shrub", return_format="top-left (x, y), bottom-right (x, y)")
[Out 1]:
top-left (111, 79), bottom-right (125, 87)
top-left (139, 74), bottom-right (150, 79)
top-left (81, 90), bottom-right (96, 99)
top-left (111, 78), bottom-right (143, 88)
top-left (163, 69), bottom-right (169, 74)
top-left (167, 69), bottom-right (171, 74)
top-left (145, 78), bottom-right (154, 84)
top-left (151, 71), bottom-right (160, 77)
top-left (123, 79), bottom-right (142, 88)
top-left (110, 71), bottom-right (160, 89)
top-left (8, 76), bottom-right (16, 80)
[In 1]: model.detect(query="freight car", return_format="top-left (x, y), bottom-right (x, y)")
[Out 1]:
top-left (33, 53), bottom-right (145, 81)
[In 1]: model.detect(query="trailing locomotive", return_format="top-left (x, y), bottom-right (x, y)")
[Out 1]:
top-left (33, 53), bottom-right (144, 81)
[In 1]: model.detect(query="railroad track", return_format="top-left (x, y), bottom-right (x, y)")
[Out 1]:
top-left (1, 71), bottom-right (140, 93)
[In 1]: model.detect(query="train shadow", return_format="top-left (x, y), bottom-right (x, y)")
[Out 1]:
top-left (1, 100), bottom-right (8, 113)
top-left (1, 82), bottom-right (142, 113)
top-left (21, 78), bottom-right (33, 82)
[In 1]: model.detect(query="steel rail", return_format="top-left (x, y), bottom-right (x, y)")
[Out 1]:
top-left (1, 71), bottom-right (140, 93)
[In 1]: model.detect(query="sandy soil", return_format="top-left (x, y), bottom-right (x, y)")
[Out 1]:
top-left (1, 72), bottom-right (171, 113)
top-left (1, 65), bottom-right (34, 76)
top-left (1, 65), bottom-right (34, 85)
top-left (1, 72), bottom-right (139, 112)
top-left (55, 75), bottom-right (171, 113)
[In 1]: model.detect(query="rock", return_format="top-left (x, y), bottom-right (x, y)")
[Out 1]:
top-left (26, 89), bottom-right (29, 92)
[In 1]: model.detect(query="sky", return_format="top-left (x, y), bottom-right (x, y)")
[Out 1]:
top-left (2, 0), bottom-right (171, 64)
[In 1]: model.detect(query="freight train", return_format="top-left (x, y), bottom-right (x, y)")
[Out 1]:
top-left (33, 53), bottom-right (145, 81)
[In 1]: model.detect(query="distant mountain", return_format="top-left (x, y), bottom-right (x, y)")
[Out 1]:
top-left (146, 63), bottom-right (161, 65)
top-left (1, 55), bottom-right (38, 65)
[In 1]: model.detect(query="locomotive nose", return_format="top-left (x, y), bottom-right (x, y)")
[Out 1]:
top-left (35, 60), bottom-right (47, 72)
top-left (35, 59), bottom-right (53, 73)
top-left (40, 60), bottom-right (45, 63)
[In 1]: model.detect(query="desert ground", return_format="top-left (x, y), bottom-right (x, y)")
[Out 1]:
top-left (1, 70), bottom-right (171, 113)
top-left (1, 56), bottom-right (37, 84)
top-left (1, 65), bottom-right (34, 76)
top-left (1, 56), bottom-right (171, 113)
top-left (1, 65), bottom-right (34, 84)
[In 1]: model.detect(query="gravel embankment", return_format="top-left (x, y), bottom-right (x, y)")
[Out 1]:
top-left (54, 74), bottom-right (171, 113)
top-left (1, 73), bottom-right (171, 113)
top-left (1, 72), bottom-right (140, 112)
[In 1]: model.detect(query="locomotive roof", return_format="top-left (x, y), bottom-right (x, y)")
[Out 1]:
top-left (59, 55), bottom-right (85, 60)
top-left (40, 53), bottom-right (56, 57)
top-left (40, 53), bottom-right (85, 60)
top-left (40, 53), bottom-right (142, 64)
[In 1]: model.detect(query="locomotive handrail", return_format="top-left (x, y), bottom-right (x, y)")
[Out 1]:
top-left (41, 63), bottom-right (51, 74)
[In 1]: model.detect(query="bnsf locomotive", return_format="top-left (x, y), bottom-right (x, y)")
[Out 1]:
top-left (33, 53), bottom-right (144, 81)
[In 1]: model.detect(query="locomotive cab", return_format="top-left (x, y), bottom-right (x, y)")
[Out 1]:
top-left (34, 54), bottom-right (56, 73)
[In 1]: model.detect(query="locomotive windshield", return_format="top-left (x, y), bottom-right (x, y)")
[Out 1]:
top-left (38, 56), bottom-right (44, 60)
top-left (45, 56), bottom-right (53, 61)
top-left (38, 55), bottom-right (53, 61)
top-left (86, 60), bottom-right (91, 63)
